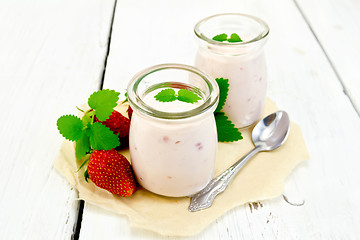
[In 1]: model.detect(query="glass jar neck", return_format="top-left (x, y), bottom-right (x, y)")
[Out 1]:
top-left (194, 13), bottom-right (269, 56)
top-left (127, 64), bottom-right (219, 121)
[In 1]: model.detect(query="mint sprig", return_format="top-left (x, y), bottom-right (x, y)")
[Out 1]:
top-left (214, 78), bottom-right (242, 142)
top-left (57, 89), bottom-right (121, 160)
top-left (212, 33), bottom-right (243, 43)
top-left (154, 88), bottom-right (202, 104)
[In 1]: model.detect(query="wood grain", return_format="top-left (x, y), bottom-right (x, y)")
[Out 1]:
top-left (78, 0), bottom-right (360, 239)
top-left (295, 0), bottom-right (360, 115)
top-left (0, 0), bottom-right (115, 239)
top-left (1, 0), bottom-right (359, 239)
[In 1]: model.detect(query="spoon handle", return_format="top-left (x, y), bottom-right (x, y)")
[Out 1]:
top-left (189, 146), bottom-right (261, 212)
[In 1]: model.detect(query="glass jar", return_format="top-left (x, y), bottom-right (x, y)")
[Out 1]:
top-left (127, 63), bottom-right (219, 197)
top-left (194, 13), bottom-right (269, 128)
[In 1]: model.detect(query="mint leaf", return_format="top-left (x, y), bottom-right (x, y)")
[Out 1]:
top-left (154, 88), bottom-right (202, 104)
top-left (75, 133), bottom-right (90, 160)
top-left (88, 89), bottom-right (120, 121)
top-left (213, 33), bottom-right (228, 42)
top-left (57, 115), bottom-right (83, 141)
top-left (215, 112), bottom-right (243, 142)
top-left (215, 78), bottom-right (229, 113)
top-left (227, 33), bottom-right (243, 42)
top-left (177, 89), bottom-right (202, 103)
top-left (89, 122), bottom-right (120, 150)
top-left (154, 89), bottom-right (177, 102)
top-left (213, 33), bottom-right (243, 43)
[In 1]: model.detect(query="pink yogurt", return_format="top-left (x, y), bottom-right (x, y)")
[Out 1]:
top-left (194, 13), bottom-right (270, 128)
top-left (195, 48), bottom-right (267, 128)
top-left (127, 64), bottom-right (219, 197)
top-left (129, 96), bottom-right (217, 197)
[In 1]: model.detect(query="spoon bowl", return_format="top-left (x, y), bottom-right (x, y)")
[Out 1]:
top-left (252, 111), bottom-right (290, 151)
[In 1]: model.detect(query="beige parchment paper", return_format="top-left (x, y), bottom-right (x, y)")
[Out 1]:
top-left (54, 99), bottom-right (309, 236)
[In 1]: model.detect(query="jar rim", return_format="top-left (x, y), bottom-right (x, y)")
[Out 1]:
top-left (127, 63), bottom-right (219, 120)
top-left (194, 13), bottom-right (269, 46)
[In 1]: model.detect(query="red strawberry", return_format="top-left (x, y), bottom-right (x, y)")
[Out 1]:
top-left (95, 110), bottom-right (130, 138)
top-left (88, 149), bottom-right (136, 196)
top-left (127, 105), bottom-right (133, 120)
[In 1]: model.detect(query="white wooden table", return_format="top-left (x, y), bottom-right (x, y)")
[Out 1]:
top-left (1, 0), bottom-right (360, 239)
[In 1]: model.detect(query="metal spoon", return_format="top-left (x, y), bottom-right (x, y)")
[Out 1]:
top-left (189, 111), bottom-right (290, 212)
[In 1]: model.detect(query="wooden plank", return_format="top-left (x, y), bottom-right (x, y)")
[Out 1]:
top-left (295, 0), bottom-right (360, 114)
top-left (79, 0), bottom-right (360, 239)
top-left (0, 0), bottom-right (115, 239)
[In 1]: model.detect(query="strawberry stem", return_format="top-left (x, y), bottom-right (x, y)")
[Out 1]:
top-left (76, 154), bottom-right (90, 172)
top-left (87, 110), bottom-right (95, 124)
top-left (76, 106), bottom-right (84, 112)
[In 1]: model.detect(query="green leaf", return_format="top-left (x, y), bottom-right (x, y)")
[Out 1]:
top-left (57, 115), bottom-right (83, 141)
top-left (212, 33), bottom-right (228, 42)
top-left (88, 89), bottom-right (120, 121)
top-left (82, 110), bottom-right (95, 127)
top-left (215, 78), bottom-right (229, 113)
top-left (154, 89), bottom-right (177, 102)
top-left (75, 133), bottom-right (90, 160)
top-left (84, 169), bottom-right (89, 182)
top-left (76, 154), bottom-right (90, 172)
top-left (89, 122), bottom-right (120, 150)
top-left (76, 106), bottom-right (84, 113)
top-left (215, 112), bottom-right (243, 142)
top-left (122, 92), bottom-right (129, 103)
top-left (177, 89), bottom-right (202, 104)
top-left (227, 33), bottom-right (243, 43)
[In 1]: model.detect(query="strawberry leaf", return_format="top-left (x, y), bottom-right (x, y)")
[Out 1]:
top-left (57, 115), bottom-right (83, 141)
top-left (122, 92), bottom-right (128, 103)
top-left (177, 89), bottom-right (202, 103)
top-left (89, 122), bottom-right (120, 150)
top-left (154, 89), bottom-right (177, 102)
top-left (88, 89), bottom-right (120, 121)
top-left (212, 33), bottom-right (228, 42)
top-left (75, 133), bottom-right (90, 160)
top-left (84, 169), bottom-right (89, 182)
top-left (215, 78), bottom-right (229, 113)
top-left (215, 112), bottom-right (243, 142)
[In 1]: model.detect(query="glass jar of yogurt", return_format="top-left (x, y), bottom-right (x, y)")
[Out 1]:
top-left (127, 64), bottom-right (219, 197)
top-left (194, 13), bottom-right (269, 128)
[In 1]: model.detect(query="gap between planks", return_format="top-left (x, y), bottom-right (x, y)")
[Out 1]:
top-left (73, 0), bottom-right (118, 239)
top-left (73, 0), bottom-right (359, 238)
top-left (293, 0), bottom-right (360, 118)
top-left (99, 0), bottom-right (118, 90)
